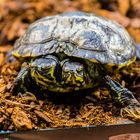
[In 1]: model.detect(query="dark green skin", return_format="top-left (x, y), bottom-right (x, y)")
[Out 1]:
top-left (13, 55), bottom-right (101, 93)
top-left (13, 54), bottom-right (136, 107)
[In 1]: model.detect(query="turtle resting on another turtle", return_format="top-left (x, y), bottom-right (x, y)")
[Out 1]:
top-left (12, 12), bottom-right (140, 121)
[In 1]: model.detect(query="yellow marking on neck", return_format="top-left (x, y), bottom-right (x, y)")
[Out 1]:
top-left (105, 56), bottom-right (136, 73)
top-left (31, 65), bottom-right (56, 85)
top-left (31, 71), bottom-right (49, 86)
top-left (47, 66), bottom-right (56, 80)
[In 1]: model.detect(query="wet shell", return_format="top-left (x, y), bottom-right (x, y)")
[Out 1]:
top-left (12, 12), bottom-right (136, 65)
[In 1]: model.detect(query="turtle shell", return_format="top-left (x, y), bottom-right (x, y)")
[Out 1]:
top-left (12, 12), bottom-right (136, 66)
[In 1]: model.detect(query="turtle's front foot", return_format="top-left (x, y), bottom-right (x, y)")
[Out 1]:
top-left (12, 67), bottom-right (31, 94)
top-left (121, 99), bottom-right (140, 122)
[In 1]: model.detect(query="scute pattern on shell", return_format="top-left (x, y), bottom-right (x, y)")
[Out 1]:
top-left (12, 12), bottom-right (136, 65)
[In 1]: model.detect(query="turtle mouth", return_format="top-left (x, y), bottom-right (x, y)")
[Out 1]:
top-left (60, 58), bottom-right (86, 87)
top-left (63, 73), bottom-right (84, 87)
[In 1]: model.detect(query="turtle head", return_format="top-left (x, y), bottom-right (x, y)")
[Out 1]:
top-left (62, 59), bottom-right (85, 88)
top-left (30, 56), bottom-right (60, 86)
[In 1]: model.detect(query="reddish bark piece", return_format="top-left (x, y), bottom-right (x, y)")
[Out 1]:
top-left (11, 107), bottom-right (32, 130)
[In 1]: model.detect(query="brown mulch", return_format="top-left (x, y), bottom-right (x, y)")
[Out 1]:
top-left (0, 0), bottom-right (140, 132)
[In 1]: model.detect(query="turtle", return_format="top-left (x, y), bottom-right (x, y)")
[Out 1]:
top-left (12, 12), bottom-right (140, 121)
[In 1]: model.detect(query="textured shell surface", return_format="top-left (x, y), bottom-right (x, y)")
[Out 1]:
top-left (13, 12), bottom-right (136, 65)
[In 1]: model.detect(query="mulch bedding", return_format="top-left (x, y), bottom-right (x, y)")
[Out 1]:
top-left (0, 0), bottom-right (140, 132)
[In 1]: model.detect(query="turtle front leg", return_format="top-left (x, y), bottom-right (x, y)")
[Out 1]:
top-left (12, 67), bottom-right (33, 94)
top-left (104, 75), bottom-right (140, 122)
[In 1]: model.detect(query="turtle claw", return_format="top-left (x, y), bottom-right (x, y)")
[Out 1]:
top-left (121, 99), bottom-right (140, 122)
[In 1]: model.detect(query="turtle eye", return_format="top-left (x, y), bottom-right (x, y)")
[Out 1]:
top-left (62, 62), bottom-right (70, 72)
top-left (40, 63), bottom-right (51, 70)
top-left (63, 66), bottom-right (70, 72)
top-left (43, 62), bottom-right (56, 70)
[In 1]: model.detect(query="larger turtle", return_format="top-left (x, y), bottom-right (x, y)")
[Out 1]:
top-left (12, 12), bottom-right (140, 121)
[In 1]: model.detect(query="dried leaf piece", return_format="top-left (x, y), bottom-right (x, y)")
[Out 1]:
top-left (0, 53), bottom-right (5, 67)
top-left (6, 108), bottom-right (13, 115)
top-left (0, 117), bottom-right (5, 124)
top-left (0, 83), bottom-right (6, 93)
top-left (118, 0), bottom-right (130, 15)
top-left (0, 0), bottom-right (6, 4)
top-left (60, 120), bottom-right (89, 127)
top-left (128, 27), bottom-right (140, 43)
top-left (130, 18), bottom-right (140, 28)
top-left (128, 0), bottom-right (140, 18)
top-left (11, 107), bottom-right (32, 130)
top-left (0, 45), bottom-right (12, 53)
top-left (3, 1), bottom-right (25, 12)
top-left (7, 18), bottom-right (27, 41)
top-left (81, 107), bottom-right (95, 119)
top-left (34, 110), bottom-right (53, 123)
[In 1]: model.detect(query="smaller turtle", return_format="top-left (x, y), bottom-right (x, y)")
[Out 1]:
top-left (12, 12), bottom-right (140, 121)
